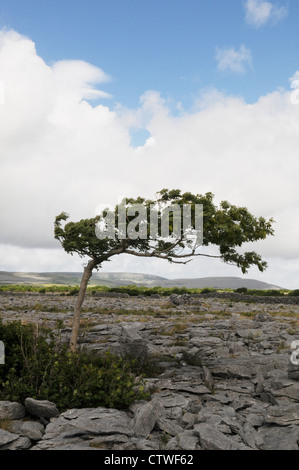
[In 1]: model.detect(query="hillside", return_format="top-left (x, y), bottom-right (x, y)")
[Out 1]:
top-left (0, 271), bottom-right (283, 290)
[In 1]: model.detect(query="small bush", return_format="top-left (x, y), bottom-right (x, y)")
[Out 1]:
top-left (265, 289), bottom-right (283, 296)
top-left (67, 287), bottom-right (79, 296)
top-left (244, 289), bottom-right (283, 296)
top-left (0, 320), bottom-right (149, 410)
top-left (200, 288), bottom-right (213, 294)
top-left (235, 287), bottom-right (247, 294)
top-left (288, 289), bottom-right (299, 296)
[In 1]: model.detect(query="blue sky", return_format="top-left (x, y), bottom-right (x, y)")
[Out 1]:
top-left (0, 0), bottom-right (296, 109)
top-left (0, 0), bottom-right (299, 288)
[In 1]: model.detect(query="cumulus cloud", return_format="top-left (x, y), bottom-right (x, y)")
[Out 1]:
top-left (52, 60), bottom-right (112, 101)
top-left (244, 0), bottom-right (288, 27)
top-left (215, 44), bottom-right (252, 74)
top-left (0, 29), bottom-right (299, 287)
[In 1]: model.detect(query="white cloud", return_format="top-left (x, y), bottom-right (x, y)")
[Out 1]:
top-left (0, 30), bottom-right (299, 288)
top-left (52, 60), bottom-right (112, 101)
top-left (245, 0), bottom-right (288, 27)
top-left (215, 44), bottom-right (252, 74)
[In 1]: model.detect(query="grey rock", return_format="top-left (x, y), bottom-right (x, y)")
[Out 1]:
top-left (90, 324), bottom-right (108, 332)
top-left (3, 436), bottom-right (31, 450)
top-left (156, 417), bottom-right (184, 436)
top-left (169, 294), bottom-right (190, 306)
top-left (245, 412), bottom-right (265, 428)
top-left (133, 398), bottom-right (165, 438)
top-left (121, 325), bottom-right (143, 342)
top-left (258, 425), bottom-right (299, 450)
top-left (126, 437), bottom-right (161, 451)
top-left (25, 398), bottom-right (59, 418)
top-left (178, 412), bottom-right (196, 429)
top-left (20, 421), bottom-right (45, 440)
top-left (210, 358), bottom-right (252, 379)
top-left (45, 407), bottom-right (133, 439)
top-left (8, 419), bottom-right (45, 441)
top-left (264, 404), bottom-right (299, 426)
top-left (0, 429), bottom-right (31, 450)
top-left (156, 392), bottom-right (191, 410)
top-left (288, 362), bottom-right (299, 381)
top-left (40, 418), bottom-right (75, 440)
top-left (1, 291), bottom-right (299, 450)
top-left (211, 354), bottom-right (289, 379)
top-left (235, 328), bottom-right (259, 339)
top-left (31, 436), bottom-right (96, 450)
top-left (202, 366), bottom-right (214, 391)
top-left (261, 369), bottom-right (299, 402)
top-left (239, 422), bottom-right (265, 449)
top-left (89, 433), bottom-right (129, 448)
top-left (254, 312), bottom-right (274, 322)
top-left (0, 401), bottom-right (25, 420)
top-left (166, 430), bottom-right (199, 450)
top-left (120, 325), bottom-right (148, 357)
top-left (229, 341), bottom-right (248, 355)
top-left (0, 429), bottom-right (19, 447)
top-left (194, 423), bottom-right (249, 450)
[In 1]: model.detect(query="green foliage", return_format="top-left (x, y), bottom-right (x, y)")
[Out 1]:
top-left (0, 284), bottom-right (289, 297)
top-left (54, 189), bottom-right (275, 274)
top-left (239, 289), bottom-right (284, 296)
top-left (0, 284), bottom-right (75, 293)
top-left (67, 287), bottom-right (79, 296)
top-left (0, 320), bottom-right (149, 410)
top-left (288, 289), bottom-right (299, 296)
top-left (200, 288), bottom-right (215, 294)
top-left (235, 287), bottom-right (248, 293)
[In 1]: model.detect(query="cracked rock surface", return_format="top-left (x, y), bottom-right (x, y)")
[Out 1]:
top-left (0, 292), bottom-right (298, 450)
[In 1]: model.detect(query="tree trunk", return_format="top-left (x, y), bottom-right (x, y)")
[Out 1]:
top-left (70, 259), bottom-right (97, 352)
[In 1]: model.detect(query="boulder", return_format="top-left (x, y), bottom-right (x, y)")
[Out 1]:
top-left (0, 429), bottom-right (31, 450)
top-left (133, 398), bottom-right (165, 438)
top-left (194, 423), bottom-right (249, 450)
top-left (0, 401), bottom-right (25, 420)
top-left (25, 398), bottom-right (59, 418)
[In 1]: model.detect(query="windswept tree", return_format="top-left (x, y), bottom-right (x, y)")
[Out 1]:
top-left (54, 189), bottom-right (274, 351)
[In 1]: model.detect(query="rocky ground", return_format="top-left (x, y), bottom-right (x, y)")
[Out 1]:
top-left (0, 291), bottom-right (298, 450)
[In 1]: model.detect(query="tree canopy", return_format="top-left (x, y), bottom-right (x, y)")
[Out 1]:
top-left (54, 189), bottom-right (274, 350)
top-left (55, 188), bottom-right (274, 274)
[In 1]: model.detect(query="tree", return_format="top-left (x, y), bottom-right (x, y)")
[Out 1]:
top-left (54, 189), bottom-right (274, 351)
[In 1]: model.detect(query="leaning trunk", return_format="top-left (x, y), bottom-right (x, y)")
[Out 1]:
top-left (70, 259), bottom-right (97, 352)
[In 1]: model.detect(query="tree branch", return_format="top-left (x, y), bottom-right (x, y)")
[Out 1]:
top-left (123, 248), bottom-right (191, 264)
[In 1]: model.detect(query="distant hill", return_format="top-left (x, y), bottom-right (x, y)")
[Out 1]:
top-left (0, 271), bottom-right (283, 290)
top-left (147, 276), bottom-right (283, 290)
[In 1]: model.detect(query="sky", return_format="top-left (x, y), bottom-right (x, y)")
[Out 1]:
top-left (0, 0), bottom-right (299, 288)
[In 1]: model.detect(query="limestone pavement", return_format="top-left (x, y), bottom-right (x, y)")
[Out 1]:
top-left (0, 291), bottom-right (298, 450)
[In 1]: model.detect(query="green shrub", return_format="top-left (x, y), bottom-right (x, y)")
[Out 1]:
top-left (0, 320), bottom-right (149, 410)
top-left (244, 289), bottom-right (283, 296)
top-left (67, 287), bottom-right (79, 296)
top-left (235, 287), bottom-right (247, 294)
top-left (265, 289), bottom-right (283, 296)
top-left (200, 288), bottom-right (213, 294)
top-left (288, 289), bottom-right (299, 296)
